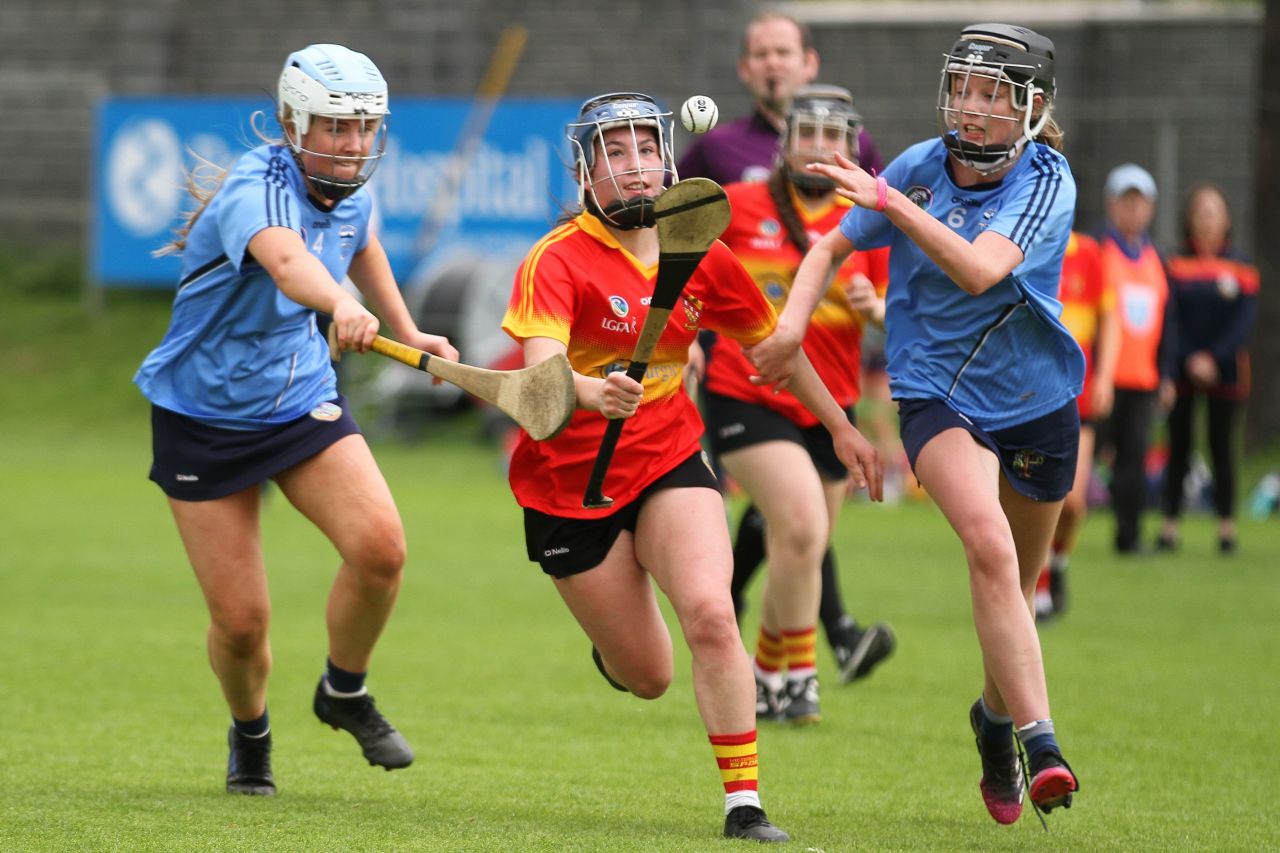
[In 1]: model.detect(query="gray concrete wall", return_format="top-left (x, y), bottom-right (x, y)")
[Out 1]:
top-left (1, 1), bottom-right (1262, 255)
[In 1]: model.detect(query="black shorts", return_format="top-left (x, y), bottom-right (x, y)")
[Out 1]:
top-left (702, 390), bottom-right (853, 482)
top-left (523, 450), bottom-right (720, 579)
top-left (898, 398), bottom-right (1079, 502)
top-left (149, 396), bottom-right (361, 501)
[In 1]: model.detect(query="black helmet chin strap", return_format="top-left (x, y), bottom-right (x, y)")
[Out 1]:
top-left (587, 194), bottom-right (657, 230)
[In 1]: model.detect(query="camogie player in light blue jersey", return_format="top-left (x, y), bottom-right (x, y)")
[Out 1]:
top-left (748, 24), bottom-right (1082, 825)
top-left (135, 44), bottom-right (458, 797)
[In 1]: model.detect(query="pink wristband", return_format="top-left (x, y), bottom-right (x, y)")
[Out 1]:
top-left (874, 176), bottom-right (888, 212)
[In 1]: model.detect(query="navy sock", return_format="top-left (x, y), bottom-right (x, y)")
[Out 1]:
top-left (978, 697), bottom-right (1014, 742)
top-left (1016, 719), bottom-right (1060, 762)
top-left (325, 658), bottom-right (367, 695)
top-left (232, 708), bottom-right (270, 738)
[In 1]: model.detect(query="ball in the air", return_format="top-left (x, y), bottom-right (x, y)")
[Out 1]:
top-left (681, 96), bottom-right (719, 133)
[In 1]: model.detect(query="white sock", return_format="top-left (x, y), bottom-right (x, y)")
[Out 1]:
top-left (725, 789), bottom-right (762, 814)
top-left (752, 662), bottom-right (783, 693)
top-left (322, 677), bottom-right (368, 699)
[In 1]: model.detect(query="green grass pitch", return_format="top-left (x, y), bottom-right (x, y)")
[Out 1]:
top-left (1, 279), bottom-right (1277, 851)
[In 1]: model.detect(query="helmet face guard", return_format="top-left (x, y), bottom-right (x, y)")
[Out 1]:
top-left (936, 24), bottom-right (1056, 175)
top-left (278, 44), bottom-right (390, 202)
top-left (783, 84), bottom-right (862, 191)
top-left (567, 92), bottom-right (676, 230)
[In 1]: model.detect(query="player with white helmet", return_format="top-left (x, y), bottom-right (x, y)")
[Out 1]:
top-left (136, 44), bottom-right (457, 796)
top-left (277, 43), bottom-right (391, 201)
top-left (749, 23), bottom-right (1081, 824)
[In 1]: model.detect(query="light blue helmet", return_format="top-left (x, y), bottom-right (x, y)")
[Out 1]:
top-left (566, 92), bottom-right (676, 229)
top-left (278, 44), bottom-right (390, 201)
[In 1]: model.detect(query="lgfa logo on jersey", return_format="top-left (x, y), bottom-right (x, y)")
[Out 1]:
top-left (608, 295), bottom-right (630, 317)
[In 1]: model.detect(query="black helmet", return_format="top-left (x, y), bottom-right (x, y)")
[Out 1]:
top-left (782, 84), bottom-right (863, 190)
top-left (937, 23), bottom-right (1057, 173)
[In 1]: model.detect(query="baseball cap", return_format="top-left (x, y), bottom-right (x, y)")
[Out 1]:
top-left (1104, 163), bottom-right (1157, 200)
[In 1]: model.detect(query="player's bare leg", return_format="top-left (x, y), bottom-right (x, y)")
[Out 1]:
top-left (170, 487), bottom-right (275, 794)
top-left (554, 531), bottom-right (675, 699)
top-left (722, 442), bottom-right (827, 723)
top-left (274, 434), bottom-right (414, 770)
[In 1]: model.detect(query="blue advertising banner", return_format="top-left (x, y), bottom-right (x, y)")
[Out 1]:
top-left (92, 96), bottom-right (581, 288)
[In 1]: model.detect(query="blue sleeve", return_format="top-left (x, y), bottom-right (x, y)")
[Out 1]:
top-left (216, 149), bottom-right (301, 273)
top-left (987, 148), bottom-right (1075, 258)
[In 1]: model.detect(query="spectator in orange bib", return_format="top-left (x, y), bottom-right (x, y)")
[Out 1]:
top-left (1096, 163), bottom-right (1175, 555)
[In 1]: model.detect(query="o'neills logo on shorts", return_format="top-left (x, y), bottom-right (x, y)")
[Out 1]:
top-left (310, 402), bottom-right (343, 422)
top-left (544, 546), bottom-right (570, 557)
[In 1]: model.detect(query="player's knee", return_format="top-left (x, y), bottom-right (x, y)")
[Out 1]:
top-left (682, 598), bottom-right (740, 659)
top-left (211, 608), bottom-right (270, 657)
top-left (962, 524), bottom-right (1018, 581)
top-left (766, 512), bottom-right (827, 566)
top-left (347, 521), bottom-right (407, 587)
top-left (628, 668), bottom-right (672, 700)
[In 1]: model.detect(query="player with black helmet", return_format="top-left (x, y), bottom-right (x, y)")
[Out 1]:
top-left (748, 24), bottom-right (1082, 824)
top-left (703, 84), bottom-right (897, 726)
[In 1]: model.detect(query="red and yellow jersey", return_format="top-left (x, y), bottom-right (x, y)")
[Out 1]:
top-left (502, 212), bottom-right (777, 518)
top-left (1057, 232), bottom-right (1112, 418)
top-left (704, 180), bottom-right (888, 426)
top-left (1101, 235), bottom-right (1168, 392)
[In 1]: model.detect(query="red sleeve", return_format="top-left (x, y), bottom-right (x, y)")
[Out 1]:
top-left (503, 223), bottom-right (580, 345)
top-left (692, 241), bottom-right (777, 345)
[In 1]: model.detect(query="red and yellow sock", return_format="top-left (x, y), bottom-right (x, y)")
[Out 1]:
top-left (754, 626), bottom-right (784, 677)
top-left (710, 729), bottom-right (761, 811)
top-left (782, 626), bottom-right (817, 678)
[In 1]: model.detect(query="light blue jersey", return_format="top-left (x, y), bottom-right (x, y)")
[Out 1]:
top-left (841, 138), bottom-right (1084, 431)
top-left (135, 144), bottom-right (371, 430)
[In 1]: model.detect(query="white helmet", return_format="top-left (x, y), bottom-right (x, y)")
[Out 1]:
top-left (278, 44), bottom-right (389, 201)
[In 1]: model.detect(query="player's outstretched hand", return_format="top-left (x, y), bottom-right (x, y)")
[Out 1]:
top-left (834, 424), bottom-right (884, 502)
top-left (809, 151), bottom-right (879, 209)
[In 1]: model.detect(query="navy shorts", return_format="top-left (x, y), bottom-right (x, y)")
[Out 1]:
top-left (898, 398), bottom-right (1079, 502)
top-left (523, 450), bottom-right (720, 579)
top-left (149, 396), bottom-right (361, 501)
top-left (702, 390), bottom-right (852, 482)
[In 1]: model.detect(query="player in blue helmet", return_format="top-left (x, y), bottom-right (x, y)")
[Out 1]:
top-left (502, 89), bottom-right (882, 843)
top-left (748, 23), bottom-right (1082, 825)
top-left (566, 92), bottom-right (677, 230)
top-left (135, 43), bottom-right (458, 796)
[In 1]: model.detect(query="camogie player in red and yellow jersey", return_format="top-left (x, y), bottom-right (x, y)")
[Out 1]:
top-left (702, 86), bottom-right (895, 724)
top-left (501, 92), bottom-right (881, 843)
top-left (1035, 231), bottom-right (1118, 620)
